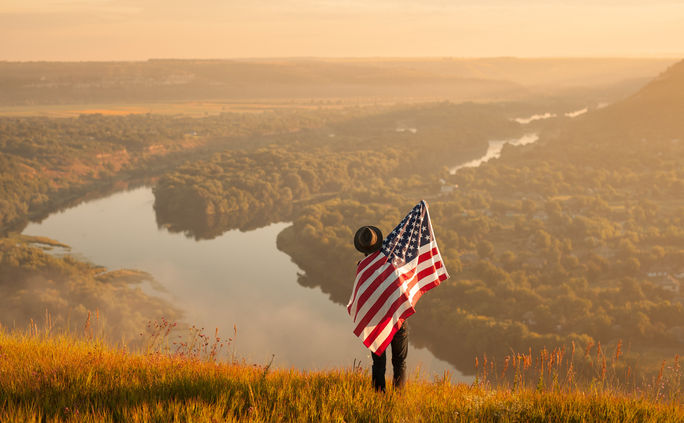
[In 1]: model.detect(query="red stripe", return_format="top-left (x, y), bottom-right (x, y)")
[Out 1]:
top-left (359, 250), bottom-right (381, 269)
top-left (347, 251), bottom-right (384, 314)
top-left (418, 247), bottom-right (439, 264)
top-left (353, 262), bottom-right (396, 320)
top-left (361, 261), bottom-right (444, 346)
top-left (353, 266), bottom-right (416, 336)
top-left (409, 269), bottom-right (447, 308)
top-left (356, 264), bottom-right (426, 338)
top-left (362, 293), bottom-right (413, 346)
top-left (371, 307), bottom-right (415, 355)
top-left (353, 247), bottom-right (440, 333)
top-left (416, 259), bottom-right (442, 281)
top-left (410, 278), bottom-right (441, 308)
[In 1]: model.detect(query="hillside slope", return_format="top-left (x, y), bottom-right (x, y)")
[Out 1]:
top-left (568, 59), bottom-right (684, 141)
top-left (1, 332), bottom-right (681, 422)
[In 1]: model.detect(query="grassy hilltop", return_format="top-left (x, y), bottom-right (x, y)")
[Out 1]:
top-left (0, 329), bottom-right (681, 423)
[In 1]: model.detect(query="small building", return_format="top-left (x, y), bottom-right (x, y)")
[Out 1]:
top-left (522, 311), bottom-right (536, 326)
top-left (674, 268), bottom-right (684, 279)
top-left (652, 275), bottom-right (680, 294)
top-left (647, 264), bottom-right (670, 278)
top-left (532, 211), bottom-right (548, 221)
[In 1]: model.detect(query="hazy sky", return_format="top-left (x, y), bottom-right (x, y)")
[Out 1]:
top-left (2, 1), bottom-right (683, 60)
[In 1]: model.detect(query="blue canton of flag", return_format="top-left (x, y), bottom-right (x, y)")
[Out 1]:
top-left (381, 202), bottom-right (433, 268)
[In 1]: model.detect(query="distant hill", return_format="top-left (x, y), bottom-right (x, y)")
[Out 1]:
top-left (0, 58), bottom-right (675, 106)
top-left (0, 59), bottom-right (523, 105)
top-left (575, 59), bottom-right (684, 140)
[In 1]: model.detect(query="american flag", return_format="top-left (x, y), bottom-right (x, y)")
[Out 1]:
top-left (347, 200), bottom-right (449, 354)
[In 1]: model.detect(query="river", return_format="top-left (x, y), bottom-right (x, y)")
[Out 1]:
top-left (19, 110), bottom-right (568, 380)
top-left (449, 133), bottom-right (539, 174)
top-left (22, 187), bottom-right (468, 381)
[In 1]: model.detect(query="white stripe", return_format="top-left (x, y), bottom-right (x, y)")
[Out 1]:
top-left (366, 299), bottom-right (414, 352)
top-left (365, 268), bottom-right (444, 352)
top-left (362, 266), bottom-right (441, 342)
top-left (360, 246), bottom-right (443, 339)
top-left (407, 267), bottom-right (443, 306)
top-left (353, 254), bottom-right (419, 326)
top-left (348, 258), bottom-right (391, 318)
top-left (347, 253), bottom-right (385, 311)
top-left (359, 268), bottom-right (415, 339)
top-left (415, 244), bottom-right (441, 273)
top-left (351, 243), bottom-right (433, 325)
top-left (356, 242), bottom-right (436, 335)
top-left (426, 215), bottom-right (449, 280)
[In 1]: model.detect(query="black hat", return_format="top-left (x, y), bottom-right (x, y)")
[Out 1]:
top-left (354, 226), bottom-right (383, 255)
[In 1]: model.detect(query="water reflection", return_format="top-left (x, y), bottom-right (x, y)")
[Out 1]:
top-left (449, 133), bottom-right (539, 174)
top-left (155, 200), bottom-right (293, 240)
top-left (22, 187), bottom-right (470, 381)
top-left (513, 112), bottom-right (555, 124)
top-left (565, 107), bottom-right (588, 118)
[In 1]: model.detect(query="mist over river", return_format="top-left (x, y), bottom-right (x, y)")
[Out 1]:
top-left (22, 187), bottom-right (469, 381)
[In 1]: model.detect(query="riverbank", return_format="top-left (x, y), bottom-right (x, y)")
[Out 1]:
top-left (1, 331), bottom-right (681, 422)
top-left (21, 187), bottom-right (463, 378)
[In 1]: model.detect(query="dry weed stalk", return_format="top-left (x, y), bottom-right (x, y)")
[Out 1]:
top-left (472, 339), bottom-right (682, 402)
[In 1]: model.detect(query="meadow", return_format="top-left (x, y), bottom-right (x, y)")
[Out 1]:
top-left (0, 99), bottom-right (390, 119)
top-left (0, 321), bottom-right (681, 423)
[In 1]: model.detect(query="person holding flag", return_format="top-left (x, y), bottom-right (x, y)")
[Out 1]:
top-left (349, 200), bottom-right (449, 392)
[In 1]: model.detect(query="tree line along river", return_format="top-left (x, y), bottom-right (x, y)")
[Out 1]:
top-left (21, 126), bottom-right (547, 381)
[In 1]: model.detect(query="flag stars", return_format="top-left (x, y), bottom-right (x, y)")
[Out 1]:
top-left (381, 202), bottom-right (437, 264)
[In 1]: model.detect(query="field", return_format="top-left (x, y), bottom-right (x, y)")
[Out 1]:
top-left (0, 327), bottom-right (681, 423)
top-left (0, 99), bottom-right (398, 118)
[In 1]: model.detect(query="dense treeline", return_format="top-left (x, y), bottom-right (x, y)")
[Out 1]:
top-left (149, 81), bottom-right (684, 373)
top-left (0, 108), bottom-right (364, 232)
top-left (152, 102), bottom-right (519, 238)
top-left (278, 184), bottom-right (683, 372)
top-left (0, 101), bottom-right (519, 356)
top-left (153, 148), bottom-right (401, 238)
top-left (276, 62), bottom-right (684, 374)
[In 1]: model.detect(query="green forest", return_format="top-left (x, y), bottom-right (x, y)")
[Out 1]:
top-left (0, 107), bottom-right (375, 232)
top-left (153, 102), bottom-right (518, 237)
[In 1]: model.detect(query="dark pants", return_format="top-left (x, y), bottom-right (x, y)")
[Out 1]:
top-left (371, 323), bottom-right (408, 392)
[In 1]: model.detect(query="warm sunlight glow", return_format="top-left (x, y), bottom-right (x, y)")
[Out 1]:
top-left (1, 1), bottom-right (683, 60)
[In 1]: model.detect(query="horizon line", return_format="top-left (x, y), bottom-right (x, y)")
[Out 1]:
top-left (1, 55), bottom-right (683, 64)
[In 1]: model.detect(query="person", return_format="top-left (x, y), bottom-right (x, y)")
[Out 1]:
top-left (353, 225), bottom-right (408, 392)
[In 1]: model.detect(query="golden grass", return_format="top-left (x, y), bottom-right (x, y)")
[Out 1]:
top-left (473, 341), bottom-right (682, 404)
top-left (1, 326), bottom-right (682, 423)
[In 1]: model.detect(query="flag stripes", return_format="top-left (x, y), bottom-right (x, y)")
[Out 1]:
top-left (348, 200), bottom-right (449, 354)
top-left (353, 244), bottom-right (438, 336)
top-left (347, 200), bottom-right (449, 354)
